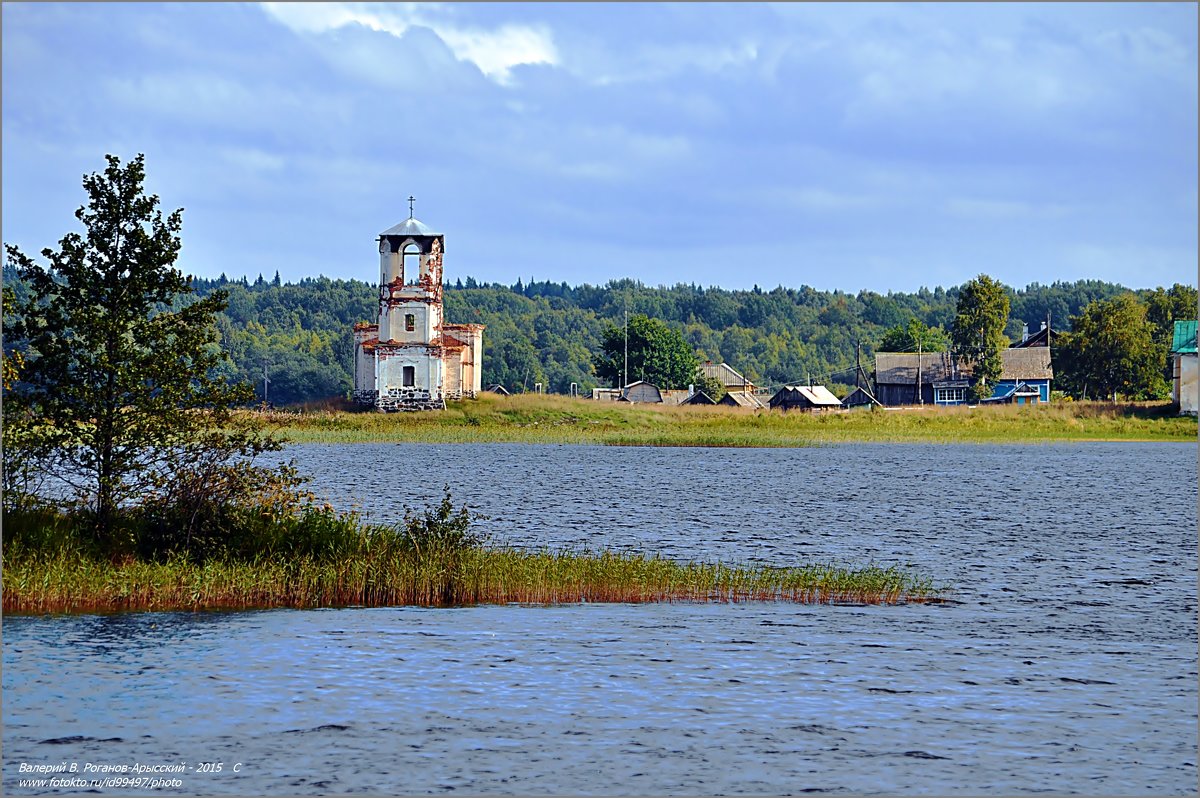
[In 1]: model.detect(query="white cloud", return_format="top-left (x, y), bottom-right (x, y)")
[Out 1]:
top-left (259, 2), bottom-right (557, 84)
top-left (584, 41), bottom-right (759, 85)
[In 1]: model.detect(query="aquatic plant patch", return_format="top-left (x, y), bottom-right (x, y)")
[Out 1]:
top-left (1, 549), bottom-right (942, 614)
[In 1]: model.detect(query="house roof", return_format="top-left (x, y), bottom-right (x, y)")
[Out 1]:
top-left (682, 391), bottom-right (717, 405)
top-left (660, 389), bottom-right (692, 406)
top-left (875, 352), bottom-right (960, 384)
top-left (773, 385), bottom-right (843, 406)
top-left (721, 391), bottom-right (767, 408)
top-left (381, 217), bottom-right (439, 237)
top-left (1171, 320), bottom-right (1197, 354)
top-left (842, 386), bottom-right (880, 406)
top-left (876, 348), bottom-right (1052, 384)
top-left (621, 380), bottom-right (662, 402)
top-left (1001, 347), bottom-right (1054, 380)
top-left (1011, 324), bottom-right (1061, 348)
top-left (699, 362), bottom-right (752, 387)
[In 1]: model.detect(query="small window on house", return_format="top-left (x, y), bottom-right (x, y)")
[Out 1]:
top-left (935, 387), bottom-right (964, 404)
top-left (402, 366), bottom-right (415, 387)
top-left (405, 313), bottom-right (415, 332)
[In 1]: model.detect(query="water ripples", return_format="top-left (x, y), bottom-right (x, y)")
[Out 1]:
top-left (4, 442), bottom-right (1196, 794)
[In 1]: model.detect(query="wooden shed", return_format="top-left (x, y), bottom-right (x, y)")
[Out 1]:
top-left (620, 381), bottom-right (663, 403)
top-left (841, 386), bottom-right (880, 409)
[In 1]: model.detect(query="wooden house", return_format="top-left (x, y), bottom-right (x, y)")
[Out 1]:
top-left (698, 362), bottom-right (756, 393)
top-left (874, 348), bottom-right (1053, 406)
top-left (768, 385), bottom-right (844, 412)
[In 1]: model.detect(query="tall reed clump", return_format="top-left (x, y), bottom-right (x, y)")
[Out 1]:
top-left (3, 486), bottom-right (944, 614)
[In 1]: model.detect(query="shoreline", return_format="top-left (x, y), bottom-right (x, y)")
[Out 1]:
top-left (258, 394), bottom-right (1197, 446)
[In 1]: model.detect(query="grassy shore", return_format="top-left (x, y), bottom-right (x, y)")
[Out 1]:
top-left (266, 393), bottom-right (1196, 446)
top-left (2, 549), bottom-right (941, 615)
top-left (3, 493), bottom-right (944, 614)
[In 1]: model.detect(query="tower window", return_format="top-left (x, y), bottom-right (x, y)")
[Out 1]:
top-left (405, 313), bottom-right (415, 332)
top-left (403, 244), bottom-right (421, 285)
top-left (402, 366), bottom-right (415, 387)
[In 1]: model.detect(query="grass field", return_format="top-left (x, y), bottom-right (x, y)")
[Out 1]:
top-left (264, 393), bottom-right (1197, 446)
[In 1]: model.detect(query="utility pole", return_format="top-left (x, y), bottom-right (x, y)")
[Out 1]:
top-left (916, 338), bottom-right (923, 405)
top-left (623, 304), bottom-right (629, 390)
top-left (855, 340), bottom-right (861, 389)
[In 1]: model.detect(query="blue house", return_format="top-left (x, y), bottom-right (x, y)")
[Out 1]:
top-left (987, 348), bottom-right (1054, 404)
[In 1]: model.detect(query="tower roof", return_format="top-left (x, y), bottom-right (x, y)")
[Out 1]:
top-left (380, 217), bottom-right (439, 237)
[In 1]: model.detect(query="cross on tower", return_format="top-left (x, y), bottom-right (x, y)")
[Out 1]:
top-left (408, 195), bottom-right (416, 219)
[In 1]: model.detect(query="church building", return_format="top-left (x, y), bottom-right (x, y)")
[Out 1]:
top-left (352, 203), bottom-right (483, 411)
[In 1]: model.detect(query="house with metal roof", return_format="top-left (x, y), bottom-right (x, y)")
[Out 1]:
top-left (1170, 320), bottom-right (1197, 415)
top-left (874, 348), bottom-right (1053, 406)
top-left (768, 385), bottom-right (845, 412)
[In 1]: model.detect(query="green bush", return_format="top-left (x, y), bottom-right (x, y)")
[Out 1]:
top-left (397, 486), bottom-right (482, 558)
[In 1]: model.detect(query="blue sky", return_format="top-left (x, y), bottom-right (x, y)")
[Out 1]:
top-left (3, 2), bottom-right (1196, 292)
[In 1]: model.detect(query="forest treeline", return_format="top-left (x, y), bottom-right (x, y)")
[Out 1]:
top-left (189, 273), bottom-right (1194, 404)
top-left (4, 263), bottom-right (1187, 405)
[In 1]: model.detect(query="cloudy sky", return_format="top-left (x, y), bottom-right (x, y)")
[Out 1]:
top-left (3, 2), bottom-right (1196, 292)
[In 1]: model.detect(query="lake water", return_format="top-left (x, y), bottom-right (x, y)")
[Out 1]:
top-left (4, 442), bottom-right (1197, 795)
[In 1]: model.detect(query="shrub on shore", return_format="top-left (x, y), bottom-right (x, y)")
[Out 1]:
top-left (2, 488), bottom-right (942, 614)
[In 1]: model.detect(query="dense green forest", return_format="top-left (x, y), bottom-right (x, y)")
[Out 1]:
top-left (190, 273), bottom-right (1190, 404)
top-left (4, 262), bottom-right (1191, 405)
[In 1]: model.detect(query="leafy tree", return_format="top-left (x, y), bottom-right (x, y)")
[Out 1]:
top-left (879, 318), bottom-right (950, 352)
top-left (594, 313), bottom-right (698, 389)
top-left (1056, 293), bottom-right (1166, 401)
top-left (693, 372), bottom-right (727, 401)
top-left (1144, 283), bottom-right (1198, 346)
top-left (951, 274), bottom-right (1010, 402)
top-left (3, 154), bottom-right (276, 549)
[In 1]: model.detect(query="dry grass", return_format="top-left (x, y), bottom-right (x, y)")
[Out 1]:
top-left (263, 393), bottom-right (1196, 446)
